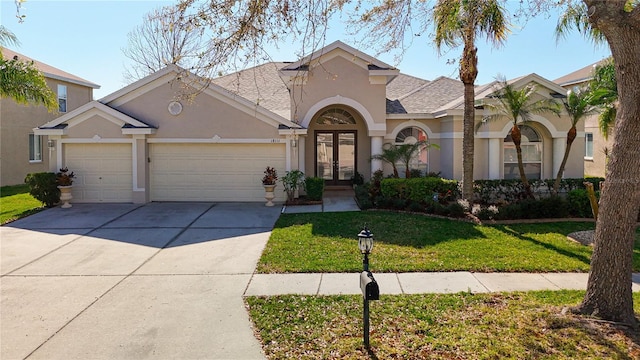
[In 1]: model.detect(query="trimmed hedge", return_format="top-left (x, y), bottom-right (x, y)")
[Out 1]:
top-left (473, 177), bottom-right (605, 203)
top-left (304, 177), bottom-right (324, 201)
top-left (380, 177), bottom-right (459, 203)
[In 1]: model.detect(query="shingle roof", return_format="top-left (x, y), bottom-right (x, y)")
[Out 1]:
top-left (2, 48), bottom-right (100, 89)
top-left (211, 62), bottom-right (290, 119)
top-left (553, 58), bottom-right (608, 87)
top-left (388, 76), bottom-right (464, 114)
top-left (386, 73), bottom-right (430, 100)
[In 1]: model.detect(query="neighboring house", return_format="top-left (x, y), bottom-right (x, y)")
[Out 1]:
top-left (554, 59), bottom-right (611, 178)
top-left (0, 49), bottom-right (99, 186)
top-left (35, 41), bottom-right (583, 204)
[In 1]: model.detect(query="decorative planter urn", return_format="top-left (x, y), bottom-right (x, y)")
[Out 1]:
top-left (58, 185), bottom-right (73, 208)
top-left (263, 184), bottom-right (276, 207)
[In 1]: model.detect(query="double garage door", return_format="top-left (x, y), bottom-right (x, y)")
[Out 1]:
top-left (149, 143), bottom-right (286, 202)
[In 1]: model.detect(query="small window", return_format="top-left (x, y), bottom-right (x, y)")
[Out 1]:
top-left (315, 108), bottom-right (356, 125)
top-left (585, 133), bottom-right (594, 159)
top-left (58, 85), bottom-right (67, 112)
top-left (394, 126), bottom-right (429, 177)
top-left (29, 134), bottom-right (42, 162)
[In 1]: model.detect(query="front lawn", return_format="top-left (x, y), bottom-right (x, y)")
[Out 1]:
top-left (246, 291), bottom-right (640, 359)
top-left (257, 212), bottom-right (640, 273)
top-left (0, 184), bottom-right (44, 224)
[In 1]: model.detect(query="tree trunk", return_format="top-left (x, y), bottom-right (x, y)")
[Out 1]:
top-left (553, 126), bottom-right (576, 195)
top-left (577, 0), bottom-right (640, 327)
top-left (460, 41), bottom-right (478, 201)
top-left (511, 125), bottom-right (533, 198)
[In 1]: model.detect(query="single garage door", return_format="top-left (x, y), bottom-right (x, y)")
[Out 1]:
top-left (150, 143), bottom-right (286, 202)
top-left (64, 143), bottom-right (133, 202)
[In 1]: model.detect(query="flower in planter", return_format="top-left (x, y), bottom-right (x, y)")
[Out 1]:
top-left (262, 166), bottom-right (278, 185)
top-left (56, 167), bottom-right (75, 186)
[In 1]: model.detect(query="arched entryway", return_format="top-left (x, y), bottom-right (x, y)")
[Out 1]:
top-left (309, 106), bottom-right (367, 186)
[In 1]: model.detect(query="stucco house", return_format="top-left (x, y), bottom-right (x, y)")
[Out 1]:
top-left (554, 59), bottom-right (611, 178)
top-left (35, 41), bottom-right (583, 204)
top-left (0, 49), bottom-right (100, 186)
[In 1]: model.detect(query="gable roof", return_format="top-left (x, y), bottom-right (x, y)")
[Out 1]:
top-left (2, 48), bottom-right (100, 89)
top-left (100, 64), bottom-right (302, 130)
top-left (281, 40), bottom-right (396, 72)
top-left (553, 58), bottom-right (608, 87)
top-left (35, 101), bottom-right (156, 135)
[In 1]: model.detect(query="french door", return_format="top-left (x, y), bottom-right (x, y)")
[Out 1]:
top-left (315, 131), bottom-right (356, 185)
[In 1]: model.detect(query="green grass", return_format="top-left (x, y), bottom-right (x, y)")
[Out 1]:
top-left (258, 212), bottom-right (640, 273)
top-left (0, 184), bottom-right (45, 224)
top-left (247, 291), bottom-right (640, 359)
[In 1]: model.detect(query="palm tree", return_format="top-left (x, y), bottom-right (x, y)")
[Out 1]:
top-left (477, 76), bottom-right (561, 198)
top-left (396, 141), bottom-right (440, 178)
top-left (434, 0), bottom-right (509, 201)
top-left (1, 27), bottom-right (57, 111)
top-left (588, 58), bottom-right (617, 140)
top-left (553, 86), bottom-right (599, 194)
top-left (371, 144), bottom-right (402, 178)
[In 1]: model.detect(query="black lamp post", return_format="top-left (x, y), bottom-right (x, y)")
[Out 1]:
top-left (358, 226), bottom-right (373, 271)
top-left (358, 226), bottom-right (374, 348)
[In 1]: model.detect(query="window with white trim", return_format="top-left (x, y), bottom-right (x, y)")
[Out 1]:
top-left (29, 134), bottom-right (42, 162)
top-left (503, 125), bottom-right (542, 180)
top-left (394, 127), bottom-right (429, 177)
top-left (585, 133), bottom-right (594, 159)
top-left (57, 84), bottom-right (67, 113)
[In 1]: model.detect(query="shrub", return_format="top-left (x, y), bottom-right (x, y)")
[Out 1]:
top-left (409, 169), bottom-right (423, 178)
top-left (380, 177), bottom-right (459, 203)
top-left (406, 201), bottom-right (423, 212)
top-left (304, 177), bottom-right (324, 201)
top-left (350, 171), bottom-right (365, 186)
top-left (281, 170), bottom-right (305, 202)
top-left (24, 172), bottom-right (59, 207)
top-left (567, 189), bottom-right (596, 218)
top-left (446, 202), bottom-right (466, 218)
top-left (494, 197), bottom-right (569, 220)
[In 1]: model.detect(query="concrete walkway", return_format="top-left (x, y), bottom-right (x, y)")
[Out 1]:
top-left (245, 271), bottom-right (640, 296)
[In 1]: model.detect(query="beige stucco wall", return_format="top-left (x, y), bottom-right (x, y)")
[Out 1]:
top-left (112, 84), bottom-right (281, 140)
top-left (289, 54), bottom-right (387, 132)
top-left (1, 79), bottom-right (93, 185)
top-left (584, 114), bottom-right (612, 177)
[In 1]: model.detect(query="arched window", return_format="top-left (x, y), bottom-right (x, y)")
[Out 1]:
top-left (315, 108), bottom-right (356, 125)
top-left (503, 125), bottom-right (542, 180)
top-left (394, 127), bottom-right (429, 177)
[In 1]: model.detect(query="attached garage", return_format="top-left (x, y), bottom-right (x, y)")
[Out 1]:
top-left (64, 143), bottom-right (133, 202)
top-left (149, 143), bottom-right (286, 202)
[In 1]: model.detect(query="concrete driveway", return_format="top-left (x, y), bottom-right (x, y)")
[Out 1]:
top-left (1, 202), bottom-right (281, 360)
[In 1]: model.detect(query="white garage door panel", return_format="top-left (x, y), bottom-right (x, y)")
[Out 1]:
top-left (150, 143), bottom-right (286, 202)
top-left (64, 143), bottom-right (133, 202)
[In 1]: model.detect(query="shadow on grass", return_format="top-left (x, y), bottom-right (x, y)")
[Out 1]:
top-left (274, 211), bottom-right (488, 249)
top-left (491, 224), bottom-right (592, 266)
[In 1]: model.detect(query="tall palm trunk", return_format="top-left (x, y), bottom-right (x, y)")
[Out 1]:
top-left (510, 125), bottom-right (533, 198)
top-left (553, 126), bottom-right (577, 195)
top-left (460, 32), bottom-right (478, 201)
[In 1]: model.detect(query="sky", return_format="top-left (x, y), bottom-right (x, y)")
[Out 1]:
top-left (1, 0), bottom-right (611, 100)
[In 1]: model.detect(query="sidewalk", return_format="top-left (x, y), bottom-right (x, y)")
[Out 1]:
top-left (245, 271), bottom-right (640, 296)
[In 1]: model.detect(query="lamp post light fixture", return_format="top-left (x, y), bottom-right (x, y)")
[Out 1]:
top-left (358, 226), bottom-right (373, 271)
top-left (358, 225), bottom-right (378, 349)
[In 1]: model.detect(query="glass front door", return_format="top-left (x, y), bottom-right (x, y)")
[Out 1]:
top-left (315, 131), bottom-right (356, 185)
